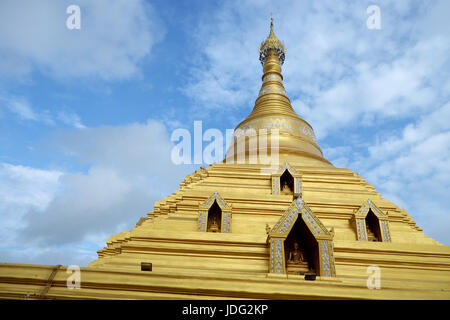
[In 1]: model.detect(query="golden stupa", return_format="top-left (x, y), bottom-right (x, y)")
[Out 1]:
top-left (1, 20), bottom-right (449, 300)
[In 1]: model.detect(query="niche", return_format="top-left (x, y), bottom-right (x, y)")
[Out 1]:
top-left (207, 201), bottom-right (222, 232)
top-left (280, 170), bottom-right (294, 195)
top-left (284, 217), bottom-right (319, 275)
top-left (365, 209), bottom-right (382, 242)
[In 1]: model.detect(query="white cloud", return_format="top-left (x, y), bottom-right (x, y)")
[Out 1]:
top-left (57, 110), bottom-right (86, 129)
top-left (0, 95), bottom-right (38, 121)
top-left (368, 102), bottom-right (450, 161)
top-left (0, 120), bottom-right (195, 265)
top-left (53, 120), bottom-right (189, 177)
top-left (0, 0), bottom-right (165, 80)
top-left (0, 163), bottom-right (62, 251)
top-left (0, 94), bottom-right (86, 128)
top-left (0, 163), bottom-right (62, 210)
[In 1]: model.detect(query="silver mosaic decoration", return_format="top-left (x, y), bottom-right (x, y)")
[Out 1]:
top-left (271, 201), bottom-right (296, 232)
top-left (221, 211), bottom-right (231, 233)
top-left (235, 117), bottom-right (317, 142)
top-left (278, 209), bottom-right (298, 233)
top-left (203, 194), bottom-right (215, 208)
top-left (320, 240), bottom-right (336, 277)
top-left (354, 199), bottom-right (391, 242)
top-left (320, 240), bottom-right (331, 277)
top-left (302, 208), bottom-right (322, 235)
top-left (272, 176), bottom-right (279, 195)
top-left (301, 204), bottom-right (330, 235)
top-left (380, 220), bottom-right (391, 242)
top-left (356, 218), bottom-right (366, 241)
top-left (270, 238), bottom-right (284, 274)
top-left (222, 212), bottom-right (228, 233)
top-left (198, 211), bottom-right (207, 232)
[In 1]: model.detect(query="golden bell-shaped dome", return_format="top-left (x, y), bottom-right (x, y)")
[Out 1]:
top-left (225, 19), bottom-right (333, 168)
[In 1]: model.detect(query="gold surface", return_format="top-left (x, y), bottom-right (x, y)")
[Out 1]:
top-left (0, 20), bottom-right (449, 300)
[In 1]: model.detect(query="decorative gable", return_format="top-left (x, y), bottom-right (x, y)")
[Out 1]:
top-left (271, 161), bottom-right (302, 197)
top-left (198, 192), bottom-right (232, 233)
top-left (268, 197), bottom-right (336, 278)
top-left (353, 199), bottom-right (391, 242)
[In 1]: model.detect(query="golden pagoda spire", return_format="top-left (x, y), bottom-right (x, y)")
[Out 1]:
top-left (227, 18), bottom-right (333, 167)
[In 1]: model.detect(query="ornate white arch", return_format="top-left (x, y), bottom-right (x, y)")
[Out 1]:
top-left (353, 199), bottom-right (391, 242)
top-left (268, 197), bottom-right (336, 278)
top-left (271, 162), bottom-right (302, 197)
top-left (198, 191), bottom-right (232, 233)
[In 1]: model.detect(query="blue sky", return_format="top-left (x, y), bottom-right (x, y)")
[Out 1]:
top-left (0, 0), bottom-right (449, 266)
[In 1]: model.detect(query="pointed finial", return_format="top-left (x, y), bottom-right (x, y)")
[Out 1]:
top-left (269, 15), bottom-right (275, 36)
top-left (259, 15), bottom-right (285, 65)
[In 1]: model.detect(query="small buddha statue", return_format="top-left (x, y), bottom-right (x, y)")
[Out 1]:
top-left (209, 216), bottom-right (220, 232)
top-left (366, 223), bottom-right (378, 241)
top-left (281, 180), bottom-right (292, 194)
top-left (288, 242), bottom-right (304, 264)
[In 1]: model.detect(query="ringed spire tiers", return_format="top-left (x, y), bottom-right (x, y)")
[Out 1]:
top-left (227, 19), bottom-right (333, 167)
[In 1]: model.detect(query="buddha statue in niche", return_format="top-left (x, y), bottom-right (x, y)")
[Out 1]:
top-left (208, 214), bottom-right (220, 232)
top-left (366, 224), bottom-right (379, 241)
top-left (286, 241), bottom-right (310, 275)
top-left (281, 180), bottom-right (292, 195)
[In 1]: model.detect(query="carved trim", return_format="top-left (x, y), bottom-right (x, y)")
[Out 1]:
top-left (269, 238), bottom-right (285, 274)
top-left (354, 199), bottom-right (387, 218)
top-left (353, 199), bottom-right (391, 242)
top-left (271, 198), bottom-right (330, 237)
top-left (355, 218), bottom-right (367, 241)
top-left (319, 240), bottom-right (336, 278)
top-left (222, 211), bottom-right (232, 233)
top-left (198, 210), bottom-right (208, 232)
top-left (380, 220), bottom-right (391, 242)
top-left (271, 162), bottom-right (302, 196)
top-left (272, 176), bottom-right (280, 195)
